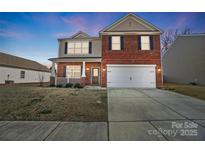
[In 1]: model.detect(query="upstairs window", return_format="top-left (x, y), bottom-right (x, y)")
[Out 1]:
top-left (68, 42), bottom-right (75, 54)
top-left (20, 71), bottom-right (25, 79)
top-left (67, 41), bottom-right (89, 54)
top-left (141, 36), bottom-right (150, 50)
top-left (111, 36), bottom-right (121, 50)
top-left (75, 42), bottom-right (81, 54)
top-left (82, 42), bottom-right (89, 54)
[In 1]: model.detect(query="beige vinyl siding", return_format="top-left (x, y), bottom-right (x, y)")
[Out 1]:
top-left (110, 18), bottom-right (154, 32)
top-left (58, 39), bottom-right (102, 58)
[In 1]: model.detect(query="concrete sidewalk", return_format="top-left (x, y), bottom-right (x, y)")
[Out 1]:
top-left (0, 121), bottom-right (108, 141)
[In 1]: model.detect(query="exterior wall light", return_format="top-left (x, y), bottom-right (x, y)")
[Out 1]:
top-left (157, 68), bottom-right (161, 72)
top-left (102, 68), bottom-right (106, 71)
top-left (86, 68), bottom-right (90, 71)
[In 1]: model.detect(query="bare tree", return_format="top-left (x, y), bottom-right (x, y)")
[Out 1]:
top-left (161, 27), bottom-right (193, 55)
top-left (181, 27), bottom-right (192, 35)
top-left (161, 30), bottom-right (174, 54)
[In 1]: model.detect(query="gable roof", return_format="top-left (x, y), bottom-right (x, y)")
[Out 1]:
top-left (100, 13), bottom-right (163, 34)
top-left (57, 31), bottom-right (96, 41)
top-left (57, 13), bottom-right (163, 41)
top-left (70, 31), bottom-right (90, 39)
top-left (0, 52), bottom-right (50, 72)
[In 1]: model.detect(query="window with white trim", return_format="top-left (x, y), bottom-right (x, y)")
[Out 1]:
top-left (66, 65), bottom-right (81, 78)
top-left (67, 41), bottom-right (89, 54)
top-left (141, 36), bottom-right (150, 50)
top-left (82, 42), bottom-right (89, 54)
top-left (68, 42), bottom-right (75, 54)
top-left (20, 71), bottom-right (25, 79)
top-left (111, 36), bottom-right (121, 50)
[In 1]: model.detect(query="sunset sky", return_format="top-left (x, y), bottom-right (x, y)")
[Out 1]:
top-left (0, 12), bottom-right (205, 66)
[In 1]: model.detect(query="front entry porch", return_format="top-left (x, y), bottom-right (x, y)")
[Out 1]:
top-left (50, 60), bottom-right (101, 86)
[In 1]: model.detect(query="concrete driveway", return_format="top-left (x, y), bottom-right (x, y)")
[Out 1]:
top-left (108, 88), bottom-right (205, 141)
top-left (1, 88), bottom-right (205, 141)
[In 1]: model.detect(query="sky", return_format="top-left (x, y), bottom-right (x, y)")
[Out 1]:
top-left (0, 12), bottom-right (205, 67)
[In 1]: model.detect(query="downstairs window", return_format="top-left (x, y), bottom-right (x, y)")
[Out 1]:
top-left (66, 65), bottom-right (81, 78)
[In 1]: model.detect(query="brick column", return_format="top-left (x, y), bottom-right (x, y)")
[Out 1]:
top-left (80, 77), bottom-right (86, 87)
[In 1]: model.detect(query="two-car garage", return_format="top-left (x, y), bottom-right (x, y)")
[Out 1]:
top-left (107, 65), bottom-right (156, 88)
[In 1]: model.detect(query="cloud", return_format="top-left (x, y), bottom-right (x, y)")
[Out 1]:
top-left (0, 20), bottom-right (8, 24)
top-left (0, 16), bottom-right (32, 39)
top-left (0, 28), bottom-right (30, 39)
top-left (54, 13), bottom-right (124, 38)
top-left (59, 14), bottom-right (107, 36)
top-left (175, 15), bottom-right (190, 28)
top-left (61, 15), bottom-right (87, 31)
top-left (168, 13), bottom-right (197, 30)
top-left (90, 23), bottom-right (104, 35)
top-left (53, 32), bottom-right (73, 38)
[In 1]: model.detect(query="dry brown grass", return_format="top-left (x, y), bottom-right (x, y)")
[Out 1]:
top-left (0, 86), bottom-right (107, 121)
top-left (161, 83), bottom-right (205, 100)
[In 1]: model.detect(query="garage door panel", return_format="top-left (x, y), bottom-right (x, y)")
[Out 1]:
top-left (107, 65), bottom-right (156, 88)
top-left (108, 82), bottom-right (156, 88)
top-left (107, 69), bottom-right (130, 83)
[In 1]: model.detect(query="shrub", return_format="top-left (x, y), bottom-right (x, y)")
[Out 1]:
top-left (65, 83), bottom-right (73, 88)
top-left (73, 83), bottom-right (83, 88)
top-left (56, 84), bottom-right (63, 88)
top-left (190, 82), bottom-right (197, 86)
top-left (50, 84), bottom-right (55, 87)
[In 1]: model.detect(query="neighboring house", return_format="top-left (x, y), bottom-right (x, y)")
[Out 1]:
top-left (0, 52), bottom-right (50, 84)
top-left (49, 13), bottom-right (163, 88)
top-left (163, 34), bottom-right (205, 85)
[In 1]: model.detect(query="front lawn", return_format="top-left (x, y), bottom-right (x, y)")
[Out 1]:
top-left (0, 86), bottom-right (107, 121)
top-left (160, 83), bottom-right (205, 101)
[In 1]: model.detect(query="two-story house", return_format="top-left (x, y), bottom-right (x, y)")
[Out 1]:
top-left (49, 13), bottom-right (163, 88)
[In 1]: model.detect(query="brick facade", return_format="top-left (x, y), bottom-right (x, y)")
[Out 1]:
top-left (56, 35), bottom-right (162, 87)
top-left (101, 35), bottom-right (163, 87)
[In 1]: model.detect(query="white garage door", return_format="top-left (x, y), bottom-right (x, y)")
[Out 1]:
top-left (107, 65), bottom-right (156, 88)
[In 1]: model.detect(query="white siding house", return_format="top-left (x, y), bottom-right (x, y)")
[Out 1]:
top-left (0, 52), bottom-right (50, 84)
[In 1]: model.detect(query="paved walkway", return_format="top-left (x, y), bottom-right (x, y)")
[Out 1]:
top-left (0, 89), bottom-right (205, 141)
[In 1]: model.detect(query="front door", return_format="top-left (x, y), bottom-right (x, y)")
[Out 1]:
top-left (92, 68), bottom-right (99, 85)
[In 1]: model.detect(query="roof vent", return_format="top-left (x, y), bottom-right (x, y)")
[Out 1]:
top-left (129, 21), bottom-right (132, 27)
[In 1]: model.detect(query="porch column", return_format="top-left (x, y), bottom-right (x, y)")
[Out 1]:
top-left (82, 61), bottom-right (86, 77)
top-left (50, 61), bottom-right (56, 86)
top-left (51, 61), bottom-right (56, 77)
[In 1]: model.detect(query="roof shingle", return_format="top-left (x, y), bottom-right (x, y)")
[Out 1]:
top-left (0, 52), bottom-right (50, 72)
